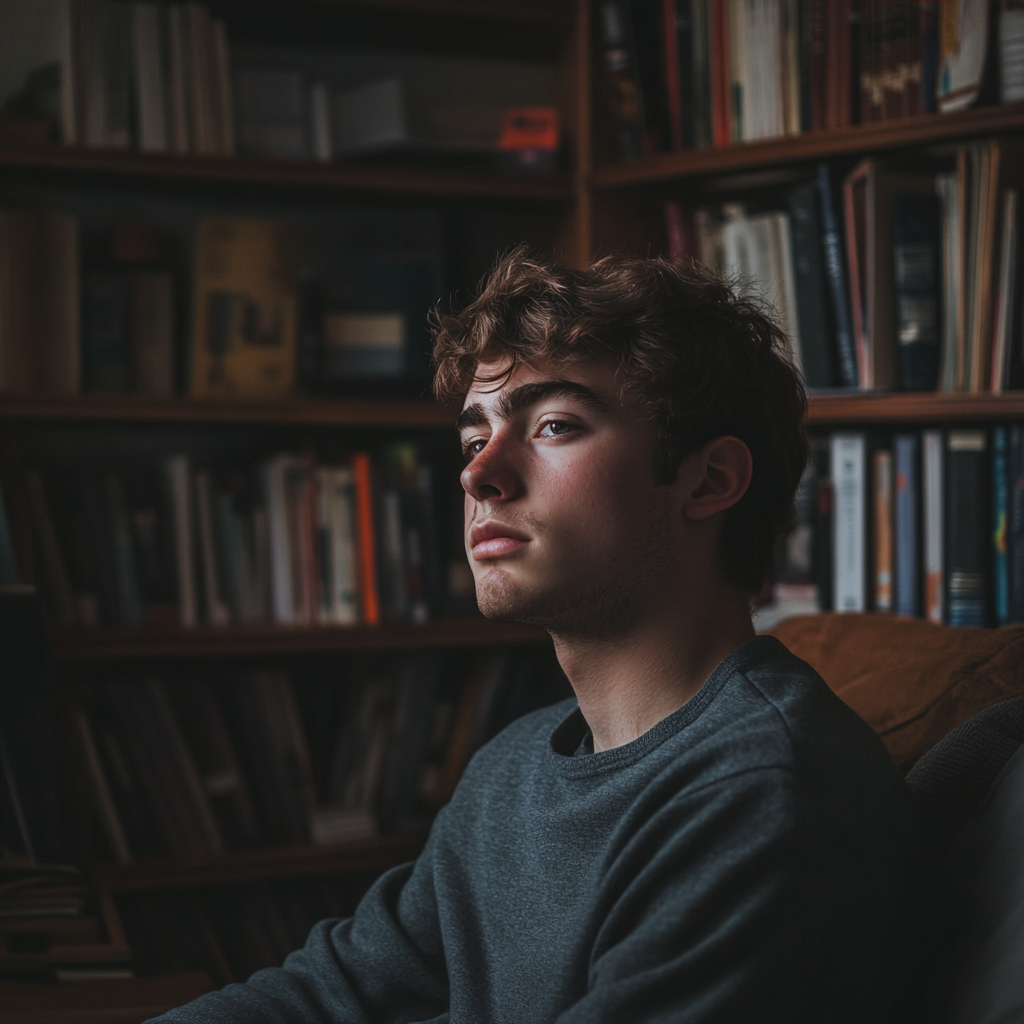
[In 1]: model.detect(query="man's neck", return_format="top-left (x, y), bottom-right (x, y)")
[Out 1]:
top-left (550, 585), bottom-right (755, 753)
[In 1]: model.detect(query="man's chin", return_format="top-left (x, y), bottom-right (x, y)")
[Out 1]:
top-left (474, 567), bottom-right (544, 625)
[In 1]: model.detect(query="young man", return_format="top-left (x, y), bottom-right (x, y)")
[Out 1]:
top-left (153, 251), bottom-right (920, 1023)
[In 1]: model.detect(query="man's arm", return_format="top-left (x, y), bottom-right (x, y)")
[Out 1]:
top-left (146, 818), bottom-right (449, 1024)
top-left (553, 766), bottom-right (908, 1024)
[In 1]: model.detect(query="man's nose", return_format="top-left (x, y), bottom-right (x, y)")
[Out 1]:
top-left (460, 433), bottom-right (522, 502)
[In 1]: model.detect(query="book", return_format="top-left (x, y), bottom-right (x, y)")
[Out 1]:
top-left (132, 3), bottom-right (169, 153)
top-left (786, 181), bottom-right (836, 388)
top-left (352, 452), bottom-right (381, 627)
top-left (817, 163), bottom-right (859, 388)
top-left (190, 218), bottom-right (300, 399)
top-left (922, 429), bottom-right (945, 624)
top-left (28, 472), bottom-right (78, 629)
top-left (195, 470), bottom-right (232, 626)
top-left (0, 209), bottom-right (80, 395)
top-left (81, 0), bottom-right (134, 149)
top-left (1001, 3), bottom-right (1024, 100)
top-left (82, 271), bottom-right (130, 394)
top-left (75, 710), bottom-right (133, 865)
top-left (936, 171), bottom-right (961, 393)
top-left (166, 4), bottom-right (191, 154)
top-left (892, 193), bottom-right (942, 391)
top-left (831, 432), bottom-right (867, 612)
top-left (894, 433), bottom-right (921, 617)
top-left (872, 449), bottom-right (893, 612)
top-left (317, 467), bottom-right (359, 626)
top-left (993, 425), bottom-right (1010, 624)
top-left (938, 0), bottom-right (992, 112)
top-left (596, 0), bottom-right (647, 159)
top-left (1009, 423), bottom-right (1024, 623)
top-left (130, 271), bottom-right (176, 397)
top-left (946, 428), bottom-right (989, 626)
top-left (991, 188), bottom-right (1019, 393)
top-left (164, 455), bottom-right (198, 628)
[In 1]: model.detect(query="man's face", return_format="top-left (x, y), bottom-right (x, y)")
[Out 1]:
top-left (457, 358), bottom-right (683, 637)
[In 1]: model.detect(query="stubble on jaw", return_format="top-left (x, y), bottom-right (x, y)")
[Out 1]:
top-left (472, 486), bottom-right (678, 643)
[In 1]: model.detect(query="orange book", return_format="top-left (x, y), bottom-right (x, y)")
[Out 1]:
top-left (350, 452), bottom-right (380, 626)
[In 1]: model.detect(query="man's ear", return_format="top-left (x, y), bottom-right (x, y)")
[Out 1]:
top-left (680, 436), bottom-right (753, 522)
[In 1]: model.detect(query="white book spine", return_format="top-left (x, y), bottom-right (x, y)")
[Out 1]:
top-left (772, 211), bottom-right (803, 376)
top-left (165, 454), bottom-right (197, 627)
top-left (133, 3), bottom-right (169, 152)
top-left (328, 467), bottom-right (359, 625)
top-left (923, 429), bottom-right (944, 624)
top-left (831, 432), bottom-right (867, 612)
top-left (261, 455), bottom-right (294, 624)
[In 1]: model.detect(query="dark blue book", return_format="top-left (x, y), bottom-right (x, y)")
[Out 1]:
top-left (894, 433), bottom-right (920, 617)
top-left (81, 271), bottom-right (130, 393)
top-left (816, 163), bottom-right (859, 388)
top-left (1009, 424), bottom-right (1024, 623)
top-left (787, 181), bottom-right (838, 388)
top-left (946, 430), bottom-right (990, 627)
top-left (893, 193), bottom-right (942, 391)
top-left (993, 426), bottom-right (1010, 625)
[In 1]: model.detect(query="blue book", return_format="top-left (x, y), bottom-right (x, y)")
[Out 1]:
top-left (816, 163), bottom-right (859, 388)
top-left (993, 426), bottom-right (1010, 625)
top-left (894, 434), bottom-right (920, 617)
top-left (946, 430), bottom-right (990, 627)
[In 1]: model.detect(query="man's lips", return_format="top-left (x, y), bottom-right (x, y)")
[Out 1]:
top-left (468, 521), bottom-right (531, 560)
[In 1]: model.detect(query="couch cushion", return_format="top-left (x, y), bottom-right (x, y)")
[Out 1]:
top-left (768, 614), bottom-right (1024, 770)
top-left (910, 715), bottom-right (1024, 1023)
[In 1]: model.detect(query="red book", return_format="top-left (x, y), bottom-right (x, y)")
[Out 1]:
top-left (350, 452), bottom-right (380, 627)
top-left (709, 0), bottom-right (731, 146)
top-left (663, 0), bottom-right (683, 150)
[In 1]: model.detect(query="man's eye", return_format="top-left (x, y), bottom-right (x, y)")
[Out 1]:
top-left (538, 420), bottom-right (576, 438)
top-left (462, 438), bottom-right (487, 462)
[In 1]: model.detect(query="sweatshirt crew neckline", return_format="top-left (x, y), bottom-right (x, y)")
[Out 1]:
top-left (546, 635), bottom-right (783, 778)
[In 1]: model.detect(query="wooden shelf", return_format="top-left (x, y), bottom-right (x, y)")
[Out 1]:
top-left (91, 837), bottom-right (420, 892)
top-left (807, 391), bottom-right (1024, 425)
top-left (0, 146), bottom-right (573, 202)
top-left (591, 102), bottom-right (1024, 189)
top-left (55, 617), bottom-right (549, 661)
top-left (0, 393), bottom-right (456, 429)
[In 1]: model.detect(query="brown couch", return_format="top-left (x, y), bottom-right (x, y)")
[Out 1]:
top-left (769, 613), bottom-right (1024, 771)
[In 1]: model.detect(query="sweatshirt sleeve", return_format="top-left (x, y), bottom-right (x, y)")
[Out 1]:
top-left (552, 765), bottom-right (895, 1024)
top-left (145, 816), bottom-right (450, 1024)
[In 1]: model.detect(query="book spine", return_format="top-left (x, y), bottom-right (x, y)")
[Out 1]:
top-left (892, 192), bottom-right (942, 391)
top-left (194, 470), bottom-right (231, 626)
top-left (326, 467), bottom-right (360, 625)
top-left (817, 163), bottom-right (860, 387)
top-left (894, 432), bottom-right (921, 616)
top-left (1010, 424), bottom-right (1024, 623)
top-left (919, 0), bottom-right (938, 113)
top-left (133, 3), bottom-right (169, 152)
top-left (596, 0), bottom-right (647, 159)
top-left (922, 428), bottom-right (944, 623)
top-left (946, 428), bottom-right (990, 626)
top-left (664, 0), bottom-right (684, 150)
top-left (261, 455), bottom-right (294, 625)
top-left (351, 452), bottom-right (381, 626)
top-left (691, 0), bottom-right (712, 147)
top-left (831, 432), bottom-right (867, 612)
top-left (164, 455), bottom-right (197, 628)
top-left (872, 448), bottom-right (893, 612)
top-left (75, 710), bottom-right (133, 865)
top-left (993, 425), bottom-right (1010, 625)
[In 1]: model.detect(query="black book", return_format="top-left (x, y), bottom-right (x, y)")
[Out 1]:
top-left (892, 193), bottom-right (942, 391)
top-left (787, 181), bottom-right (838, 388)
top-left (630, 0), bottom-right (671, 154)
top-left (670, 0), bottom-right (695, 149)
top-left (595, 0), bottom-right (647, 160)
top-left (946, 429), bottom-right (991, 627)
top-left (799, 0), bottom-right (813, 132)
top-left (816, 163), bottom-right (859, 388)
top-left (690, 0), bottom-right (711, 148)
top-left (81, 270), bottom-right (130, 394)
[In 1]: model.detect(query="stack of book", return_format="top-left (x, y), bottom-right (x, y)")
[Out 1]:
top-left (599, 0), bottom-right (1012, 161)
top-left (668, 140), bottom-right (1024, 393)
top-left (0, 443), bottom-right (450, 633)
top-left (76, 650), bottom-right (569, 864)
top-left (765, 422), bottom-right (1024, 628)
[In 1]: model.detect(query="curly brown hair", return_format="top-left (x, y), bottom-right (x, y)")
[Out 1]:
top-left (431, 246), bottom-right (809, 594)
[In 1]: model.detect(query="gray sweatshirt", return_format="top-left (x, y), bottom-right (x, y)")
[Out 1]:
top-left (150, 636), bottom-right (920, 1023)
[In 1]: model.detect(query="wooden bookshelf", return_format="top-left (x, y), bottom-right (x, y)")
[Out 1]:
top-left (55, 617), bottom-right (549, 661)
top-left (92, 837), bottom-right (420, 892)
top-left (591, 102), bottom-right (1024, 189)
top-left (0, 393), bottom-right (457, 429)
top-left (807, 392), bottom-right (1024, 426)
top-left (0, 146), bottom-right (573, 202)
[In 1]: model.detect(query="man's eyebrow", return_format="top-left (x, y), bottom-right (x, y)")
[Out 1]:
top-left (455, 380), bottom-right (610, 434)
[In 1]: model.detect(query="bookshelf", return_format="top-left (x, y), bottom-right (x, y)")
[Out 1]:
top-left (3, 0), bottom-right (1024, 1004)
